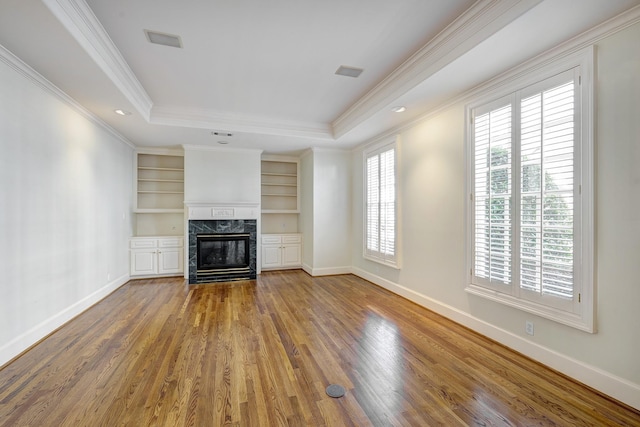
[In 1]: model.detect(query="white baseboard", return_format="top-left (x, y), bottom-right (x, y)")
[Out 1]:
top-left (0, 273), bottom-right (130, 368)
top-left (302, 264), bottom-right (352, 277)
top-left (351, 267), bottom-right (640, 411)
top-left (302, 263), bottom-right (313, 276)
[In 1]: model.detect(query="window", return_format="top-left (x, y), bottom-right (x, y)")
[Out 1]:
top-left (466, 48), bottom-right (594, 332)
top-left (364, 140), bottom-right (399, 268)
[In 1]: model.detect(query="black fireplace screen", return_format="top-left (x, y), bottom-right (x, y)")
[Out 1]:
top-left (197, 234), bottom-right (250, 271)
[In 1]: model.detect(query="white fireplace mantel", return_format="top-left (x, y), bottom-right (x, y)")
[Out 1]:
top-left (185, 202), bottom-right (260, 220)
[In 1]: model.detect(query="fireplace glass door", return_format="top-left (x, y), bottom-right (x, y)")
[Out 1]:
top-left (197, 234), bottom-right (250, 272)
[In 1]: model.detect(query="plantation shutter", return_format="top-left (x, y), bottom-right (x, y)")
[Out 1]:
top-left (520, 80), bottom-right (575, 299)
top-left (473, 104), bottom-right (512, 285)
top-left (466, 52), bottom-right (591, 330)
top-left (366, 145), bottom-right (396, 264)
top-left (366, 154), bottom-right (380, 254)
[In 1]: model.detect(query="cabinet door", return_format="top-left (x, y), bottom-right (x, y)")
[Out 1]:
top-left (131, 250), bottom-right (157, 276)
top-left (158, 248), bottom-right (183, 274)
top-left (281, 244), bottom-right (301, 267)
top-left (262, 245), bottom-right (282, 268)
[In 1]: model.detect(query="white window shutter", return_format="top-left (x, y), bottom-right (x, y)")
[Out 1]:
top-left (473, 104), bottom-right (513, 286)
top-left (520, 81), bottom-right (575, 299)
top-left (365, 145), bottom-right (397, 266)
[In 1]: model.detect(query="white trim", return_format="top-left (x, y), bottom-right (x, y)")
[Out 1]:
top-left (350, 267), bottom-right (640, 411)
top-left (302, 263), bottom-right (313, 276)
top-left (333, 0), bottom-right (543, 138)
top-left (41, 0), bottom-right (153, 119)
top-left (464, 46), bottom-right (594, 332)
top-left (304, 266), bottom-right (352, 277)
top-left (152, 105), bottom-right (333, 140)
top-left (185, 203), bottom-right (260, 220)
top-left (363, 137), bottom-right (400, 269)
top-left (0, 43), bottom-right (135, 150)
top-left (182, 144), bottom-right (264, 155)
top-left (352, 4), bottom-right (640, 154)
top-left (0, 273), bottom-right (130, 368)
top-left (136, 147), bottom-right (184, 156)
top-left (262, 153), bottom-right (301, 162)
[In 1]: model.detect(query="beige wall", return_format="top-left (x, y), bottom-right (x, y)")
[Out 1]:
top-left (351, 22), bottom-right (640, 408)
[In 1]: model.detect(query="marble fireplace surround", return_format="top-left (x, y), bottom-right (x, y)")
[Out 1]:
top-left (186, 203), bottom-right (259, 284)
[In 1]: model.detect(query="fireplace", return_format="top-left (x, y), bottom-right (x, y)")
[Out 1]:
top-left (187, 215), bottom-right (257, 284)
top-left (196, 233), bottom-right (250, 282)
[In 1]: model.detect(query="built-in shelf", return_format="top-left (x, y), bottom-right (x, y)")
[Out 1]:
top-left (138, 167), bottom-right (184, 172)
top-left (138, 191), bottom-right (184, 194)
top-left (134, 150), bottom-right (185, 237)
top-left (261, 157), bottom-right (299, 213)
top-left (262, 172), bottom-right (297, 177)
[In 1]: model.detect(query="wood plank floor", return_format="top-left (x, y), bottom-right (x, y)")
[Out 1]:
top-left (1, 271), bottom-right (638, 426)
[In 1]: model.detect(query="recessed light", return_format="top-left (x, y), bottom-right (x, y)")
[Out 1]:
top-left (114, 109), bottom-right (132, 116)
top-left (391, 106), bottom-right (407, 113)
top-left (217, 141), bottom-right (229, 145)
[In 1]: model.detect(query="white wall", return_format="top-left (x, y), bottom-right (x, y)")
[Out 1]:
top-left (183, 146), bottom-right (261, 203)
top-left (0, 47), bottom-right (133, 366)
top-left (311, 149), bottom-right (351, 273)
top-left (351, 22), bottom-right (640, 409)
top-left (300, 150), bottom-right (314, 269)
top-left (301, 149), bottom-right (351, 275)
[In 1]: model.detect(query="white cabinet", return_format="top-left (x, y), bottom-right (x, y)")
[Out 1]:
top-left (261, 234), bottom-right (302, 270)
top-left (130, 237), bottom-right (184, 277)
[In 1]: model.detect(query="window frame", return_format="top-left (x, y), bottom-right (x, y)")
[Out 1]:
top-left (363, 138), bottom-right (400, 269)
top-left (465, 47), bottom-right (594, 332)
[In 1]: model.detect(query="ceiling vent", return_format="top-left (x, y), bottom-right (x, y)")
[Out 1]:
top-left (335, 65), bottom-right (364, 78)
top-left (144, 30), bottom-right (183, 48)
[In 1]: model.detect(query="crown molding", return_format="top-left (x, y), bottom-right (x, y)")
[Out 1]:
top-left (331, 0), bottom-right (543, 139)
top-left (353, 3), bottom-right (640, 153)
top-left (41, 0), bottom-right (153, 120)
top-left (182, 144), bottom-right (264, 155)
top-left (261, 153), bottom-right (300, 162)
top-left (152, 105), bottom-right (334, 140)
top-left (0, 43), bottom-right (135, 149)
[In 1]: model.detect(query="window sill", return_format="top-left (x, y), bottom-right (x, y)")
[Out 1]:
top-left (465, 284), bottom-right (595, 333)
top-left (364, 254), bottom-right (401, 270)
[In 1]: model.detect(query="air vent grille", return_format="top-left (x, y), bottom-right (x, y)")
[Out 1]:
top-left (144, 30), bottom-right (182, 48)
top-left (335, 66), bottom-right (364, 78)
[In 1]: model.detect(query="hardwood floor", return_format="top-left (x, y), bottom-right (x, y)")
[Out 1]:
top-left (1, 271), bottom-right (638, 426)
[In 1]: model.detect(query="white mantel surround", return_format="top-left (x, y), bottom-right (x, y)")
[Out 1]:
top-left (186, 202), bottom-right (260, 221)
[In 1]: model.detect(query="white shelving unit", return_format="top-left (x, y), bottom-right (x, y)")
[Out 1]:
top-left (261, 157), bottom-right (300, 213)
top-left (135, 152), bottom-right (184, 213)
top-left (261, 155), bottom-right (302, 268)
top-left (133, 149), bottom-right (184, 237)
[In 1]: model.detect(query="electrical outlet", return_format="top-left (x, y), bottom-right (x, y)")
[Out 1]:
top-left (525, 321), bottom-right (534, 336)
